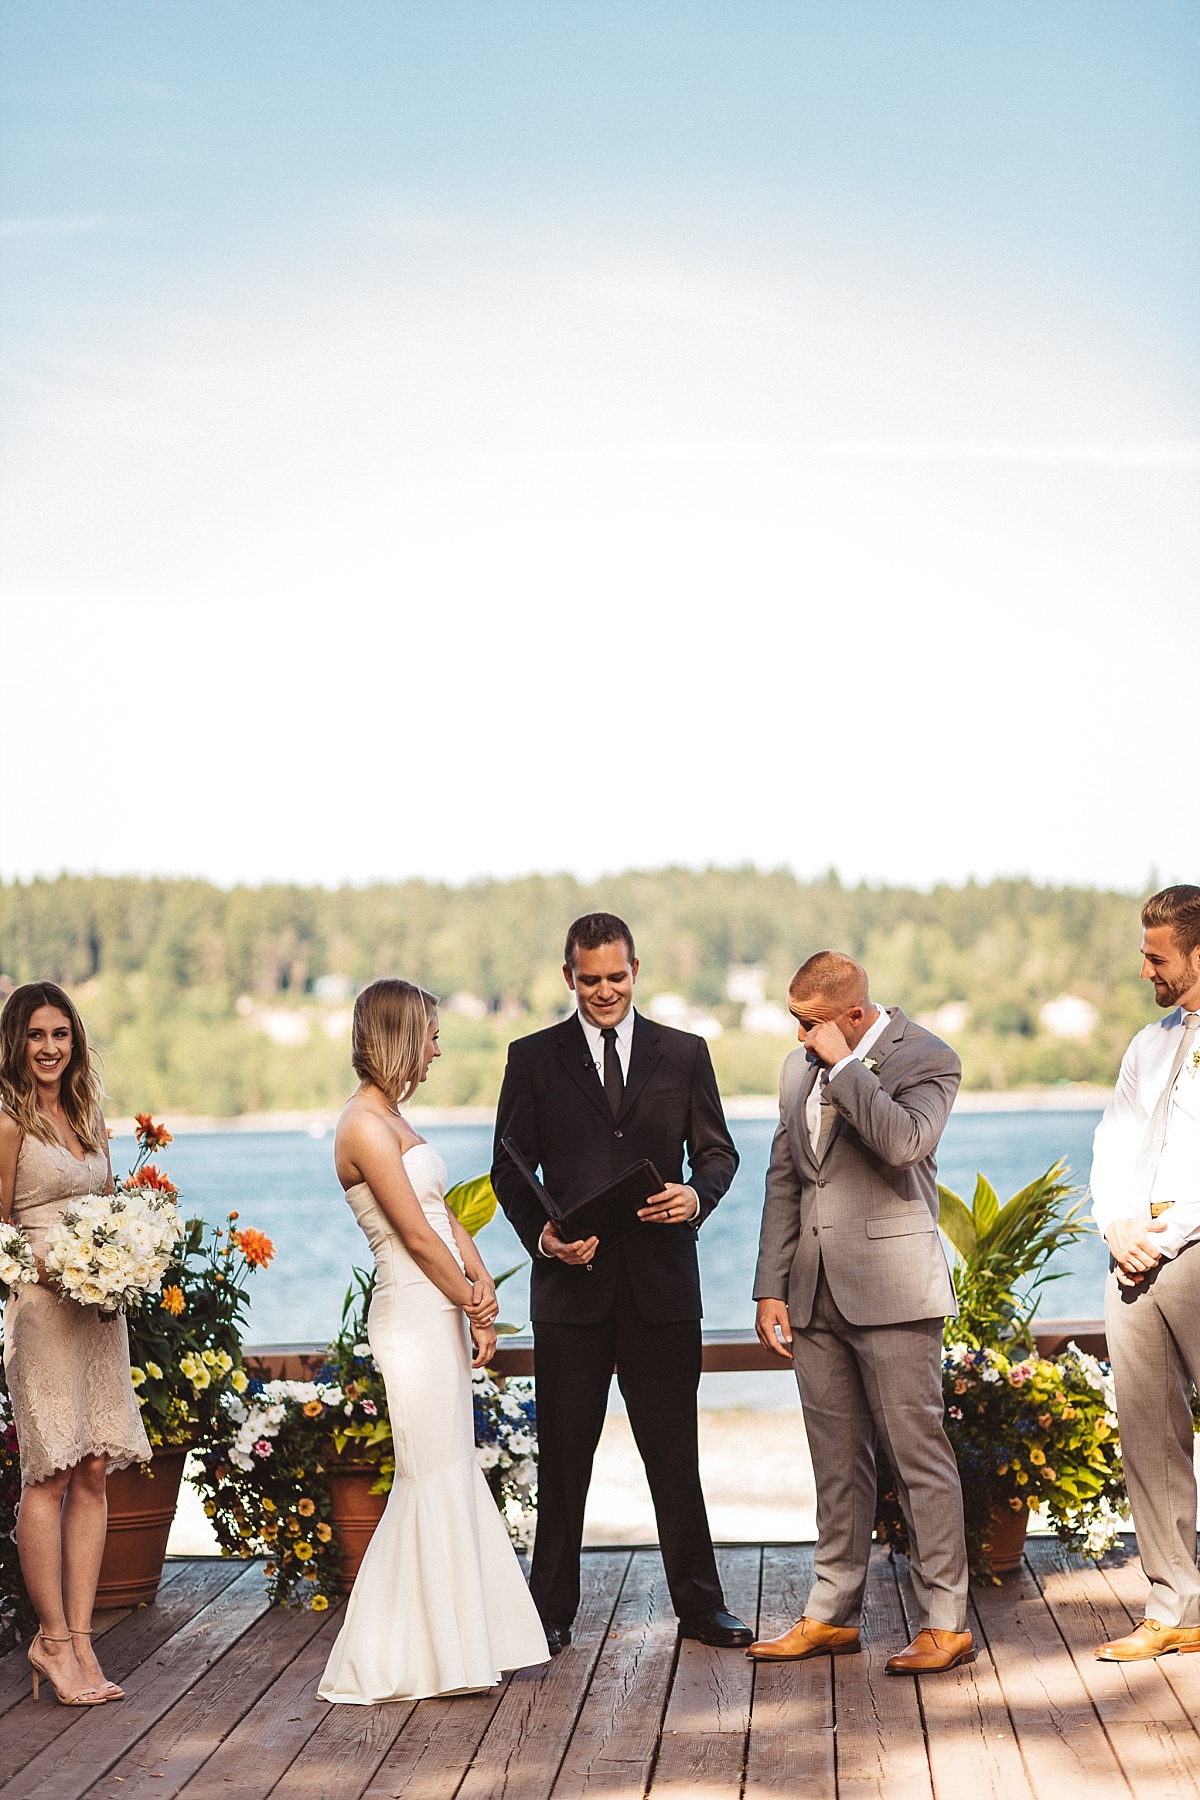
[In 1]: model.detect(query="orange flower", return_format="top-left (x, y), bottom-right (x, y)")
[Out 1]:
top-left (302, 1400), bottom-right (323, 1418)
top-left (160, 1285), bottom-right (186, 1317)
top-left (297, 1498), bottom-right (316, 1517)
top-left (128, 1164), bottom-right (179, 1197)
top-left (231, 1227), bottom-right (274, 1269)
top-left (134, 1113), bottom-right (173, 1150)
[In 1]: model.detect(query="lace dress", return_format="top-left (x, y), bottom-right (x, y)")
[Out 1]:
top-left (3, 1133), bottom-right (151, 1487)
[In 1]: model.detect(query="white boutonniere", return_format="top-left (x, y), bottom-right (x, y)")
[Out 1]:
top-left (1190, 1048), bottom-right (1200, 1077)
top-left (863, 1057), bottom-right (881, 1075)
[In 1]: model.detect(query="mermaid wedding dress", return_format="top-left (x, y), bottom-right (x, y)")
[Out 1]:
top-left (318, 1143), bottom-right (547, 1702)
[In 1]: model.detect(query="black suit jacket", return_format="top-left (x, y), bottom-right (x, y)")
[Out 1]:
top-left (491, 1011), bottom-right (738, 1325)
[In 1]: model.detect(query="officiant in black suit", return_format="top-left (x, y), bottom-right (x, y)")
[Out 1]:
top-left (491, 911), bottom-right (750, 1653)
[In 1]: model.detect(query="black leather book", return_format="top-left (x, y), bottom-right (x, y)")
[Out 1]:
top-left (500, 1138), bottom-right (665, 1254)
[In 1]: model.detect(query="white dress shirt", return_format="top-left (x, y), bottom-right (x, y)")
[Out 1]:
top-left (577, 1006), bottom-right (635, 1084)
top-left (1091, 1006), bottom-right (1200, 1258)
top-left (806, 1004), bottom-right (893, 1153)
top-left (539, 1006), bottom-right (696, 1252)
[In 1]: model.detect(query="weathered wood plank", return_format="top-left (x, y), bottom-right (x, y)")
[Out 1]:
top-left (0, 1559), bottom-right (248, 1784)
top-left (3, 1563), bottom-right (269, 1800)
top-left (550, 1548), bottom-right (678, 1798)
top-left (892, 1557), bottom-right (1032, 1800)
top-left (0, 1558), bottom-right (191, 1721)
top-left (971, 1556), bottom-right (1130, 1800)
top-left (1027, 1537), bottom-right (1200, 1799)
top-left (455, 1550), bottom-right (630, 1800)
top-left (83, 1594), bottom-right (333, 1799)
top-left (361, 1688), bottom-right (512, 1799)
top-left (649, 1546), bottom-right (760, 1796)
top-left (831, 1547), bottom-right (932, 1800)
top-left (744, 1543), bottom-right (835, 1800)
top-left (171, 1609), bottom-right (346, 1799)
top-left (269, 1699), bottom-right (417, 1800)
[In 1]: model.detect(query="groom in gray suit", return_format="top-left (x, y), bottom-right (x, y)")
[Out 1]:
top-left (749, 951), bottom-right (971, 1674)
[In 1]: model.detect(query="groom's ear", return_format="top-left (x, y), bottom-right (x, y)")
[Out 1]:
top-left (562, 961), bottom-right (577, 991)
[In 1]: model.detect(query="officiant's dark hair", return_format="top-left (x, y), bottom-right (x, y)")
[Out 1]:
top-left (1142, 886), bottom-right (1200, 957)
top-left (352, 978), bottom-right (439, 1105)
top-left (564, 912), bottom-right (636, 969)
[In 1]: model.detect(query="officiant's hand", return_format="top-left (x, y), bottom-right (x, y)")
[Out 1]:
top-left (470, 1321), bottom-right (497, 1368)
top-left (638, 1183), bottom-right (700, 1225)
top-left (540, 1223), bottom-right (600, 1265)
top-left (755, 1298), bottom-right (794, 1359)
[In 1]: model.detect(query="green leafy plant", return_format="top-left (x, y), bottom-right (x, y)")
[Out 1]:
top-left (936, 1159), bottom-right (1091, 1349)
top-left (875, 1161), bottom-right (1127, 1576)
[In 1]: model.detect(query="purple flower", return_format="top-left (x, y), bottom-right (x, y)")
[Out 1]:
top-left (252, 1439), bottom-right (273, 1459)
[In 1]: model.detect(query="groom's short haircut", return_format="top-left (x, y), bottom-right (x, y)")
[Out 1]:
top-left (564, 912), bottom-right (636, 969)
top-left (789, 950), bottom-right (869, 1012)
top-left (1142, 885), bottom-right (1200, 957)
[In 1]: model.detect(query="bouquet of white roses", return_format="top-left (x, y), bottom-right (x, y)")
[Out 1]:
top-left (0, 1222), bottom-right (37, 1300)
top-left (44, 1187), bottom-right (184, 1315)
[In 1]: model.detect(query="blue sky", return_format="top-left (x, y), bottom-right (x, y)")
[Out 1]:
top-left (1, 3), bottom-right (1197, 889)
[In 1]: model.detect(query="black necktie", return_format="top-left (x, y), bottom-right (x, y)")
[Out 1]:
top-left (601, 1027), bottom-right (624, 1117)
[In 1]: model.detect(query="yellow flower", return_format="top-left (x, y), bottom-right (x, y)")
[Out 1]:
top-left (202, 1348), bottom-right (219, 1367)
top-left (297, 1498), bottom-right (315, 1517)
top-left (294, 1542), bottom-right (314, 1560)
top-left (190, 1367), bottom-right (211, 1392)
top-left (230, 1369), bottom-right (249, 1393)
top-left (179, 1355), bottom-right (200, 1380)
top-left (1095, 1420), bottom-right (1110, 1440)
top-left (1016, 1471), bottom-right (1029, 1485)
top-left (311, 1593), bottom-right (330, 1611)
top-left (203, 1501), bottom-right (217, 1517)
top-left (1061, 1405), bottom-right (1076, 1420)
top-left (129, 1367), bottom-right (147, 1388)
top-left (315, 1523), bottom-right (332, 1543)
top-left (215, 1351), bottom-right (233, 1374)
top-left (261, 1496), bottom-right (277, 1512)
top-left (145, 1362), bottom-right (163, 1381)
top-left (302, 1400), bottom-right (323, 1418)
top-left (1029, 1448), bottom-right (1046, 1466)
top-left (160, 1285), bottom-right (185, 1316)
top-left (996, 1463), bottom-right (1008, 1476)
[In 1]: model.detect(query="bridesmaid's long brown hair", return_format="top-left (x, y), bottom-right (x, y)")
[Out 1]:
top-left (0, 981), bottom-right (105, 1153)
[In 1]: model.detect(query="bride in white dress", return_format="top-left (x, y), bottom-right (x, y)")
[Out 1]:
top-left (318, 979), bottom-right (548, 1704)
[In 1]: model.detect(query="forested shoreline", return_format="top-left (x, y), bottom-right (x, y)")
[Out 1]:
top-left (0, 871), bottom-right (1153, 1114)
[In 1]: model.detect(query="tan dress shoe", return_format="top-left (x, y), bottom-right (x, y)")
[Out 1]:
top-left (885, 1629), bottom-right (975, 1674)
top-left (1096, 1619), bottom-right (1200, 1661)
top-left (746, 1616), bottom-right (861, 1662)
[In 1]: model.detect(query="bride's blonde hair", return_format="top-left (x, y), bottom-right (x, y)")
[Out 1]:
top-left (351, 979), bottom-right (439, 1105)
top-left (0, 981), bottom-right (105, 1153)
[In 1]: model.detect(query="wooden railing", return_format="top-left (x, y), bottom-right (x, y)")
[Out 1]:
top-left (244, 1319), bottom-right (1108, 1384)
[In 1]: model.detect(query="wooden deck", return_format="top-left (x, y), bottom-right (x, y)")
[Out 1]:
top-left (4, 1537), bottom-right (1199, 1798)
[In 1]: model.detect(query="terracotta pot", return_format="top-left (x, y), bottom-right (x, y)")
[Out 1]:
top-left (327, 1461), bottom-right (388, 1594)
top-left (97, 1445), bottom-right (190, 1607)
top-left (984, 1502), bottom-right (1029, 1574)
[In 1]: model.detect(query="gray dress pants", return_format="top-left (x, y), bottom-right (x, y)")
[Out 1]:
top-left (792, 1266), bottom-right (968, 1633)
top-left (1106, 1250), bottom-right (1200, 1627)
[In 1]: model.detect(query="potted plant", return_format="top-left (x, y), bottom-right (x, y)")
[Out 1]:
top-left (875, 1161), bottom-right (1128, 1579)
top-left (99, 1114), bottom-right (274, 1606)
top-left (194, 1174), bottom-right (535, 1608)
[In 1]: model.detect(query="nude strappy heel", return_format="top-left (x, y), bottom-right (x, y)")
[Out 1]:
top-left (27, 1632), bottom-right (109, 1706)
top-left (68, 1627), bottom-right (124, 1699)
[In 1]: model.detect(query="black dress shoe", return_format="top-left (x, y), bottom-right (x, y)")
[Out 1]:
top-left (679, 1609), bottom-right (754, 1648)
top-left (543, 1625), bottom-right (572, 1657)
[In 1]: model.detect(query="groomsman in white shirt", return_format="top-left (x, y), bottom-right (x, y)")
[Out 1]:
top-left (1090, 885), bottom-right (1200, 1661)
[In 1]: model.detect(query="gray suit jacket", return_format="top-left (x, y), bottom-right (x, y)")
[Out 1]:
top-left (753, 1008), bottom-right (960, 1329)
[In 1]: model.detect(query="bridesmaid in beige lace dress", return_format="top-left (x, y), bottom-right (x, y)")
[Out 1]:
top-left (0, 982), bottom-right (149, 1705)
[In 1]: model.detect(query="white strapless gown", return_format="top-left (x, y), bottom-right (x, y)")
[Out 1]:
top-left (318, 1143), bottom-right (548, 1703)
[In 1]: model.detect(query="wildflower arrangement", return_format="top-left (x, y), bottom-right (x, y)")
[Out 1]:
top-left (0, 1222), bottom-right (37, 1300)
top-left (196, 1173), bottom-right (535, 1609)
top-left (472, 1370), bottom-right (538, 1551)
top-left (0, 1372), bottom-right (35, 1654)
top-left (120, 1115), bottom-right (275, 1450)
top-left (875, 1162), bottom-right (1129, 1577)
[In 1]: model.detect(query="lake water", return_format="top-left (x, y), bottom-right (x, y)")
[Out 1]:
top-left (113, 1109), bottom-right (1109, 1348)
